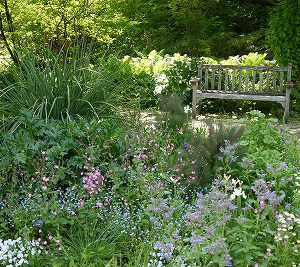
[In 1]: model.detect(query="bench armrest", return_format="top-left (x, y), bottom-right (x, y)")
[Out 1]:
top-left (190, 78), bottom-right (201, 85)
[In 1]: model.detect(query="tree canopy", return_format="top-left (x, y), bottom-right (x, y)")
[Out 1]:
top-left (0, 0), bottom-right (278, 57)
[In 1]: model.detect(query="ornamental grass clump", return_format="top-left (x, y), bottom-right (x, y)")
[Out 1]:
top-left (0, 46), bottom-right (133, 131)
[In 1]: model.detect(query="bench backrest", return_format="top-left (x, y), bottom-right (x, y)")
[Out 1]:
top-left (197, 62), bottom-right (292, 95)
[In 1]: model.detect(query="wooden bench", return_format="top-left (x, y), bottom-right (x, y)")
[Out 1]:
top-left (190, 63), bottom-right (294, 122)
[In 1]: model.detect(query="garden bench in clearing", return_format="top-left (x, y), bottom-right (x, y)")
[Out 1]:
top-left (190, 63), bottom-right (294, 122)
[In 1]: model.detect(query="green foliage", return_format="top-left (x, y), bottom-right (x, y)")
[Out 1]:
top-left (0, 111), bottom-right (127, 189)
top-left (117, 0), bottom-right (275, 57)
top-left (238, 110), bottom-right (285, 170)
top-left (268, 0), bottom-right (300, 84)
top-left (0, 46), bottom-right (139, 130)
top-left (1, 0), bottom-right (277, 58)
top-left (268, 0), bottom-right (300, 113)
top-left (179, 122), bottom-right (244, 188)
top-left (158, 94), bottom-right (188, 130)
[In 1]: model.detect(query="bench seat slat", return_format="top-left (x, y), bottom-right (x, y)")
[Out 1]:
top-left (205, 69), bottom-right (209, 91)
top-left (211, 69), bottom-right (215, 90)
top-left (196, 91), bottom-right (286, 102)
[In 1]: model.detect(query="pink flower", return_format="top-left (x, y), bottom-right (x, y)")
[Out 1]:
top-left (53, 211), bottom-right (58, 216)
top-left (104, 197), bottom-right (109, 205)
top-left (42, 177), bottom-right (49, 182)
top-left (42, 186), bottom-right (48, 190)
top-left (156, 182), bottom-right (164, 189)
top-left (82, 168), bottom-right (104, 195)
top-left (259, 200), bottom-right (265, 208)
top-left (78, 200), bottom-right (84, 206)
top-left (96, 202), bottom-right (103, 208)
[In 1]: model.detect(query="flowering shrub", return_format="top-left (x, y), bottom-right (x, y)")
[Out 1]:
top-left (0, 238), bottom-right (43, 266)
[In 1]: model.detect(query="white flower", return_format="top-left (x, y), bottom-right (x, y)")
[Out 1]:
top-left (154, 85), bottom-right (164, 95)
top-left (230, 188), bottom-right (246, 200)
top-left (184, 105), bottom-right (192, 114)
top-left (155, 73), bottom-right (168, 83)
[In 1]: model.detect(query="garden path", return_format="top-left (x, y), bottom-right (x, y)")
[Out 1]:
top-left (140, 111), bottom-right (300, 138)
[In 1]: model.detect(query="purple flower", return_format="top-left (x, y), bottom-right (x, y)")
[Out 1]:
top-left (183, 142), bottom-right (189, 149)
top-left (190, 232), bottom-right (204, 245)
top-left (277, 162), bottom-right (288, 170)
top-left (154, 241), bottom-right (174, 261)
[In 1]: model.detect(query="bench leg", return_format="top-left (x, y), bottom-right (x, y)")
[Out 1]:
top-left (192, 97), bottom-right (197, 119)
top-left (284, 104), bottom-right (289, 124)
top-left (192, 82), bottom-right (198, 119)
top-left (284, 88), bottom-right (291, 124)
top-left (192, 99), bottom-right (202, 119)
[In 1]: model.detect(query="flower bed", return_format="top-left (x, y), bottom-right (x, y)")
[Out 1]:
top-left (0, 111), bottom-right (299, 266)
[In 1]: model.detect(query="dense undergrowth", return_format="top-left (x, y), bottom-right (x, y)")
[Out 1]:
top-left (0, 109), bottom-right (299, 266)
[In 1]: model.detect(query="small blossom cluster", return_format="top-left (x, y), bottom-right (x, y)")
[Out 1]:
top-left (266, 162), bottom-right (288, 173)
top-left (82, 167), bottom-right (104, 195)
top-left (154, 73), bottom-right (169, 95)
top-left (274, 211), bottom-right (300, 246)
top-left (252, 179), bottom-right (284, 209)
top-left (219, 140), bottom-right (238, 162)
top-left (223, 175), bottom-right (247, 200)
top-left (186, 185), bottom-right (236, 228)
top-left (0, 238), bottom-right (43, 267)
top-left (149, 241), bottom-right (175, 266)
top-left (147, 198), bottom-right (174, 221)
top-left (173, 145), bottom-right (197, 182)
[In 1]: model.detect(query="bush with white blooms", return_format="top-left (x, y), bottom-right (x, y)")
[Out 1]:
top-left (0, 238), bottom-right (43, 266)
